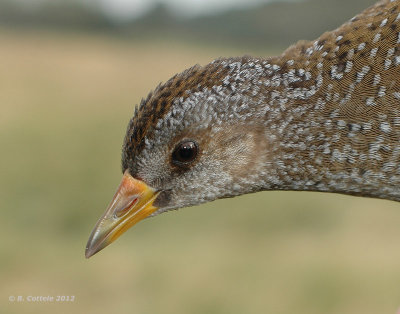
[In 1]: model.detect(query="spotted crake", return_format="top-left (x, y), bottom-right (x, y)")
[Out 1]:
top-left (86, 0), bottom-right (400, 258)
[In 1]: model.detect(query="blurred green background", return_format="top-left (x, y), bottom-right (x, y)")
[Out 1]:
top-left (2, 0), bottom-right (400, 313)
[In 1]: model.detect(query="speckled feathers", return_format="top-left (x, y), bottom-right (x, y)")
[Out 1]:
top-left (122, 0), bottom-right (400, 209)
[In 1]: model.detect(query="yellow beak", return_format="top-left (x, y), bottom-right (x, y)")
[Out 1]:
top-left (85, 170), bottom-right (160, 258)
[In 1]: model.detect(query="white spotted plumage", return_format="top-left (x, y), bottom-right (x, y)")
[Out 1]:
top-left (122, 0), bottom-right (400, 217)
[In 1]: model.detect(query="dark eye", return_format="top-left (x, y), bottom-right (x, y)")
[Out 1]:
top-left (172, 140), bottom-right (198, 166)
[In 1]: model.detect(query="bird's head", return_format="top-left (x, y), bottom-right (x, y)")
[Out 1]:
top-left (85, 57), bottom-right (271, 258)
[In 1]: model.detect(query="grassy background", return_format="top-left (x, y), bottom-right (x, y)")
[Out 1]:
top-left (1, 29), bottom-right (400, 314)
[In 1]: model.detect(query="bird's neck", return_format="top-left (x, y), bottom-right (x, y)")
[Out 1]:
top-left (220, 0), bottom-right (400, 201)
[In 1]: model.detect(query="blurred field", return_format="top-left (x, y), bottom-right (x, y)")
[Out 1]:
top-left (1, 29), bottom-right (400, 314)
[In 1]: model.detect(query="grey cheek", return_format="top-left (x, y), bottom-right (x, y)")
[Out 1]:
top-left (153, 190), bottom-right (172, 208)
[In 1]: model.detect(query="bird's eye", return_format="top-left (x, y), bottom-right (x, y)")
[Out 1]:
top-left (172, 140), bottom-right (198, 166)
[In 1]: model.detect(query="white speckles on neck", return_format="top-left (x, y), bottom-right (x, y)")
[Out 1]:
top-left (336, 35), bottom-right (344, 42)
top-left (370, 47), bottom-right (379, 58)
top-left (373, 33), bottom-right (382, 43)
top-left (356, 66), bottom-right (371, 83)
top-left (380, 18), bottom-right (388, 27)
top-left (357, 42), bottom-right (366, 51)
top-left (378, 86), bottom-right (386, 97)
top-left (365, 97), bottom-right (376, 106)
top-left (380, 122), bottom-right (392, 133)
top-left (331, 65), bottom-right (344, 79)
top-left (344, 61), bottom-right (354, 73)
top-left (373, 74), bottom-right (381, 86)
top-left (384, 58), bottom-right (392, 70)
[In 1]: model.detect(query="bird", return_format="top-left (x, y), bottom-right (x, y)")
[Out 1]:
top-left (86, 0), bottom-right (400, 258)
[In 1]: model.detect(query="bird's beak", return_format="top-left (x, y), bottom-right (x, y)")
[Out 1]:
top-left (85, 170), bottom-right (160, 258)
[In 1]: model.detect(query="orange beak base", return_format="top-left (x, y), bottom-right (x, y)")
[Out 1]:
top-left (85, 170), bottom-right (160, 258)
